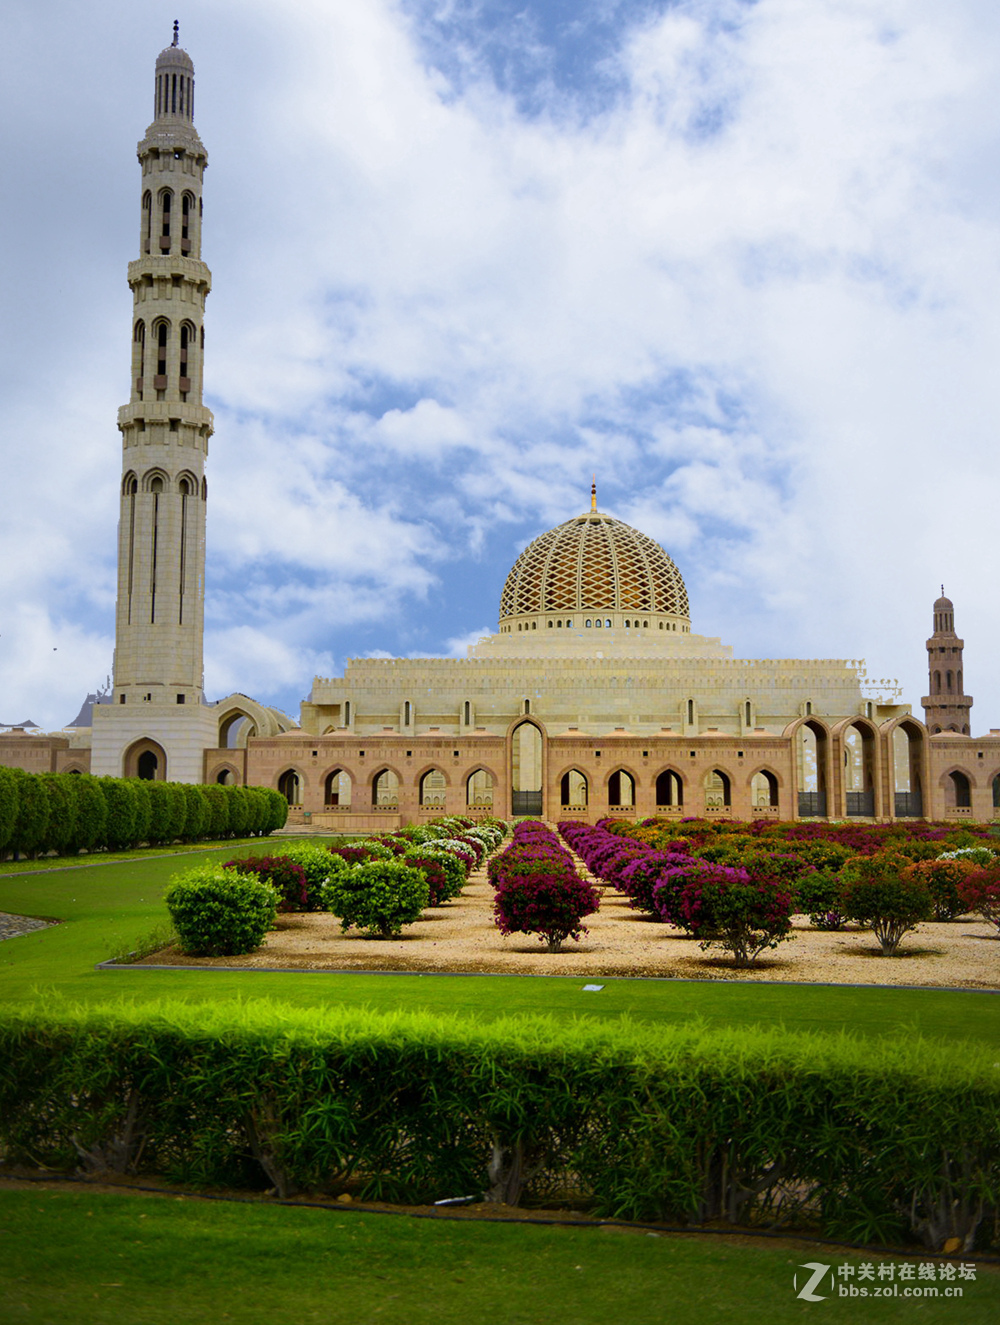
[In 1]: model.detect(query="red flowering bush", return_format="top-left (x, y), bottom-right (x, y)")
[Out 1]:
top-left (330, 842), bottom-right (392, 868)
top-left (673, 865), bottom-right (794, 967)
top-left (900, 858), bottom-right (977, 921)
top-left (841, 854), bottom-right (933, 955)
top-left (225, 854), bottom-right (309, 912)
top-left (958, 862), bottom-right (1000, 931)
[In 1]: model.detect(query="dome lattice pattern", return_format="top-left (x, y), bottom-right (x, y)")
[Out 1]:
top-left (499, 512), bottom-right (689, 621)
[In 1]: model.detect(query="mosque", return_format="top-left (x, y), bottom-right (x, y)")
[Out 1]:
top-left (2, 32), bottom-right (999, 828)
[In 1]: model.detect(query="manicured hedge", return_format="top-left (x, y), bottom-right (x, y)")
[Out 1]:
top-left (0, 1001), bottom-right (997, 1252)
top-left (0, 767), bottom-right (288, 859)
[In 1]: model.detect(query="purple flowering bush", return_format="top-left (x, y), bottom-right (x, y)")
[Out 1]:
top-left (493, 822), bottom-right (600, 951)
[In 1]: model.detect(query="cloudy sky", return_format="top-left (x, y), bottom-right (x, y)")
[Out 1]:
top-left (2, 0), bottom-right (1000, 730)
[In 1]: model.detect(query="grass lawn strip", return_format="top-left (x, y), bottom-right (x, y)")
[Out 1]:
top-left (1, 1186), bottom-right (997, 1325)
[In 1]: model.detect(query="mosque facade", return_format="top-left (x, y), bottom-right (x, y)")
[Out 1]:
top-left (2, 34), bottom-right (999, 828)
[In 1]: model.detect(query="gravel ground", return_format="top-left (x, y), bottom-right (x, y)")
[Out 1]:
top-left (140, 856), bottom-right (1000, 988)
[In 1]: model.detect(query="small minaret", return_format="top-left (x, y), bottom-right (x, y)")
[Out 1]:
top-left (112, 24), bottom-right (213, 708)
top-left (922, 589), bottom-right (973, 735)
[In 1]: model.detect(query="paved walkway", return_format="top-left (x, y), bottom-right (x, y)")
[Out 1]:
top-left (0, 912), bottom-right (54, 942)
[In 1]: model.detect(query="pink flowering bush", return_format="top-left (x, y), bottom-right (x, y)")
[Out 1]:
top-left (958, 862), bottom-right (1000, 931)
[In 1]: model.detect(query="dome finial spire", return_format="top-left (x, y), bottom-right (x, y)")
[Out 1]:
top-left (591, 476), bottom-right (597, 513)
top-left (172, 19), bottom-right (179, 47)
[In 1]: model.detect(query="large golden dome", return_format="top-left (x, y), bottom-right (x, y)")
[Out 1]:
top-left (497, 509), bottom-right (691, 634)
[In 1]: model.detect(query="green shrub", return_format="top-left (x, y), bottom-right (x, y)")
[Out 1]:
top-left (278, 843), bottom-right (346, 898)
top-left (99, 777), bottom-right (139, 849)
top-left (261, 787), bottom-right (289, 833)
top-left (239, 786), bottom-right (267, 836)
top-left (2, 1003), bottom-right (998, 1249)
top-left (165, 864), bottom-right (278, 956)
top-left (226, 855), bottom-right (309, 912)
top-left (794, 867), bottom-right (848, 929)
top-left (224, 784), bottom-right (249, 837)
top-left (324, 859), bottom-right (429, 937)
top-left (69, 775), bottom-right (108, 852)
top-left (39, 774), bottom-right (78, 856)
top-left (0, 767), bottom-right (19, 855)
top-left (8, 769), bottom-right (51, 858)
top-left (201, 783), bottom-right (231, 839)
top-left (130, 778), bottom-right (152, 844)
top-left (181, 784), bottom-right (210, 841)
top-left (842, 857), bottom-right (933, 955)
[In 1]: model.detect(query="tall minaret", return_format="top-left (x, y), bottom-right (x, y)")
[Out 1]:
top-left (113, 23), bottom-right (212, 709)
top-left (922, 589), bottom-right (973, 735)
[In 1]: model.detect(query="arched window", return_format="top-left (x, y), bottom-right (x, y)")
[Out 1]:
top-left (993, 775), bottom-right (1000, 810)
top-left (154, 321), bottom-right (169, 388)
top-left (278, 769), bottom-right (301, 805)
top-left (137, 750), bottom-right (158, 781)
top-left (181, 192), bottom-right (194, 253)
top-left (585, 619), bottom-right (592, 628)
top-left (656, 769), bottom-right (683, 807)
top-left (216, 769), bottom-right (234, 786)
top-left (947, 770), bottom-right (971, 809)
top-left (704, 769), bottom-right (731, 809)
top-left (608, 769), bottom-right (635, 808)
top-left (159, 189), bottom-right (172, 251)
top-left (122, 471), bottom-right (138, 497)
top-left (179, 323), bottom-right (193, 392)
top-left (750, 770), bottom-right (778, 808)
top-left (142, 191), bottom-right (152, 253)
top-left (933, 671), bottom-right (941, 694)
top-left (420, 769), bottom-right (447, 807)
top-left (403, 700), bottom-right (411, 726)
top-left (219, 711), bottom-right (256, 748)
top-left (149, 475), bottom-right (164, 494)
top-left (843, 722), bottom-right (875, 816)
top-left (745, 701), bottom-right (752, 728)
top-left (511, 721), bottom-right (543, 816)
top-left (133, 321), bottom-right (146, 398)
top-left (324, 769), bottom-right (351, 807)
top-left (372, 768), bottom-right (399, 807)
top-left (467, 769), bottom-right (494, 808)
top-left (560, 769), bottom-right (588, 808)
top-left (686, 699), bottom-right (695, 727)
top-left (463, 700), bottom-right (471, 726)
top-left (947, 671), bottom-right (954, 692)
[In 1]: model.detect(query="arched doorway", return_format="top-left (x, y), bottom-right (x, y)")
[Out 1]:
top-left (656, 769), bottom-right (683, 808)
top-left (796, 720), bottom-right (829, 817)
top-left (750, 770), bottom-right (778, 808)
top-left (467, 769), bottom-right (494, 808)
top-left (324, 769), bottom-right (351, 806)
top-left (560, 769), bottom-right (588, 809)
top-left (608, 769), bottom-right (635, 808)
top-left (215, 767), bottom-right (236, 786)
top-left (277, 769), bottom-right (301, 805)
top-left (372, 768), bottom-right (399, 807)
top-left (123, 738), bottom-right (166, 781)
top-left (892, 721), bottom-right (924, 818)
top-left (420, 769), bottom-right (447, 807)
top-left (511, 721), bottom-right (543, 816)
top-left (843, 721), bottom-right (876, 816)
top-left (219, 709), bottom-right (257, 748)
top-left (704, 769), bottom-right (731, 811)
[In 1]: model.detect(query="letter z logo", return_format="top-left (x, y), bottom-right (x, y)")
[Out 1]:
top-left (793, 1263), bottom-right (831, 1301)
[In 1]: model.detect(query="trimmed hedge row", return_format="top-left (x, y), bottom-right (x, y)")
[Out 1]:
top-left (0, 766), bottom-right (287, 859)
top-left (1, 1001), bottom-right (998, 1251)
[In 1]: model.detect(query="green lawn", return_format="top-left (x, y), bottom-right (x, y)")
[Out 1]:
top-left (1, 844), bottom-right (999, 1045)
top-left (1, 1186), bottom-right (996, 1325)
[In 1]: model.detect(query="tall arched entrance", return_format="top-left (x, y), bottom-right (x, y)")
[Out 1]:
top-left (796, 720), bottom-right (829, 817)
top-left (842, 721), bottom-right (876, 816)
top-left (510, 721), bottom-right (543, 816)
top-left (123, 738), bottom-right (166, 781)
top-left (891, 720), bottom-right (924, 818)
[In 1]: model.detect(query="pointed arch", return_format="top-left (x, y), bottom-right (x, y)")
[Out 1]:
top-left (419, 767), bottom-right (448, 807)
top-left (324, 768), bottom-right (351, 807)
top-left (655, 767), bottom-right (684, 808)
top-left (607, 767), bottom-right (636, 808)
top-left (508, 718), bottom-right (545, 816)
top-left (704, 768), bottom-right (731, 810)
top-left (467, 767), bottom-right (495, 808)
top-left (784, 716), bottom-right (831, 817)
top-left (123, 737), bottom-right (166, 781)
top-left (749, 767), bottom-right (779, 808)
top-left (560, 769), bottom-right (588, 808)
top-left (277, 768), bottom-right (302, 805)
top-left (372, 767), bottom-right (400, 807)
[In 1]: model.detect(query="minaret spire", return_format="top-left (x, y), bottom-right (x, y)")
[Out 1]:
top-left (107, 35), bottom-right (213, 721)
top-left (590, 476), bottom-right (597, 513)
top-left (922, 590), bottom-right (973, 736)
top-left (172, 20), bottom-right (179, 47)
